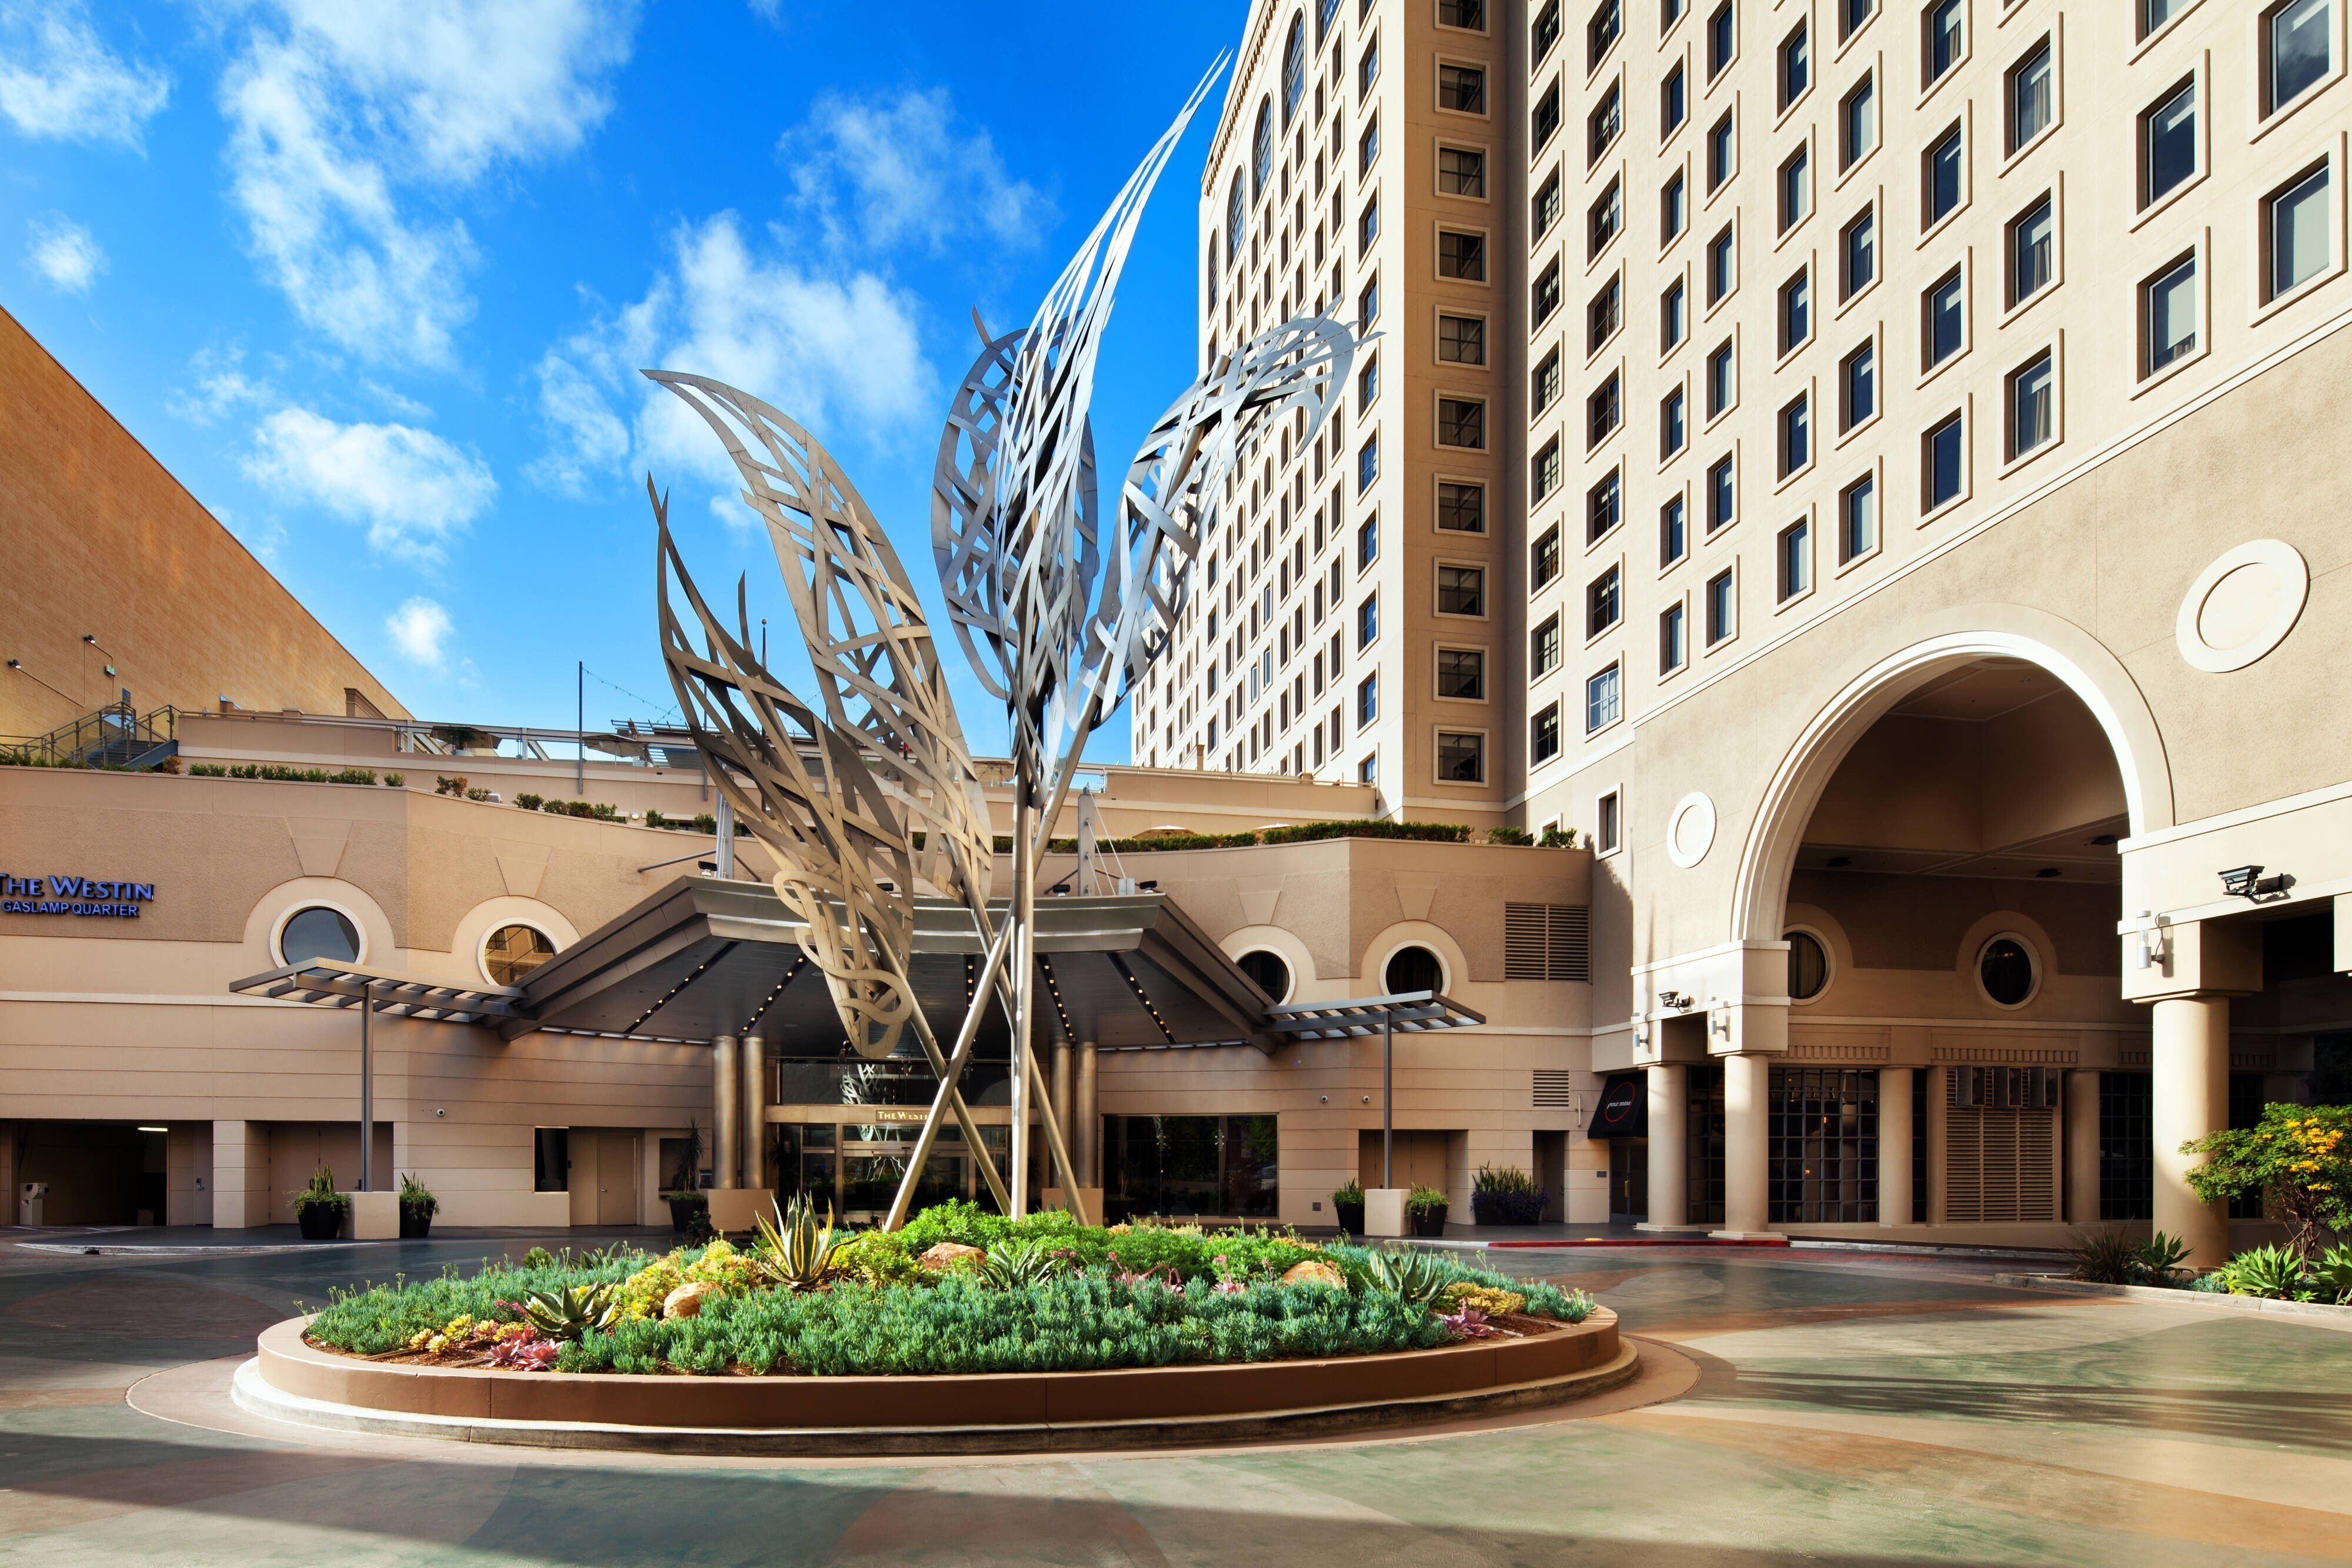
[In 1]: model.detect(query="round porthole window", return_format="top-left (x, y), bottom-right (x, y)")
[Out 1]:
top-left (483, 924), bottom-right (558, 986)
top-left (1786, 931), bottom-right (1829, 1001)
top-left (279, 905), bottom-right (360, 966)
top-left (1238, 949), bottom-right (1292, 1003)
top-left (1977, 936), bottom-right (2036, 1007)
top-left (1384, 944), bottom-right (1445, 995)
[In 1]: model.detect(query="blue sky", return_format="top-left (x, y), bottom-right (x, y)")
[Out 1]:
top-left (1, 0), bottom-right (1248, 758)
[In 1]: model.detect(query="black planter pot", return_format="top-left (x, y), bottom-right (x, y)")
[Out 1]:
top-left (399, 1208), bottom-right (433, 1239)
top-left (295, 1205), bottom-right (343, 1240)
top-left (1332, 1201), bottom-right (1365, 1233)
top-left (666, 1194), bottom-right (710, 1238)
top-left (1409, 1205), bottom-right (1448, 1238)
top-left (1471, 1190), bottom-right (1549, 1226)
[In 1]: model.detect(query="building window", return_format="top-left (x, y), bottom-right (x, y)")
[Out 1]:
top-left (1779, 20), bottom-right (1810, 109)
top-left (2266, 163), bottom-right (2332, 300)
top-left (1358, 590), bottom-right (1381, 646)
top-left (1925, 268), bottom-right (1964, 367)
top-left (1588, 468), bottom-right (1621, 539)
top-left (1707, 1), bottom-right (1735, 76)
top-left (1598, 789), bottom-right (1622, 852)
top-left (534, 1128), bottom-right (570, 1193)
top-left (2142, 80), bottom-right (2196, 209)
top-left (1662, 277), bottom-right (1686, 350)
top-left (1438, 145), bottom-right (1487, 197)
top-left (1778, 394), bottom-right (1809, 477)
top-left (1533, 436), bottom-right (1563, 501)
top-left (1532, 524), bottom-right (1562, 588)
top-left (1359, 273), bottom-right (1382, 327)
top-left (1977, 936), bottom-right (2036, 1007)
top-left (1705, 567), bottom-right (1735, 643)
top-left (1438, 563), bottom-right (1486, 616)
top-left (1361, 32), bottom-right (1381, 99)
top-left (1437, 396), bottom-right (1486, 449)
top-left (1439, 479), bottom-right (1487, 532)
top-left (2009, 196), bottom-right (2054, 306)
top-left (1534, 169), bottom-right (1562, 238)
top-left (1778, 269), bottom-right (1811, 355)
top-left (1360, 115), bottom-right (1381, 174)
top-left (1439, 312), bottom-right (1487, 363)
top-left (483, 923), bottom-right (557, 986)
top-left (1840, 340), bottom-right (1875, 430)
top-left (2265, 0), bottom-right (2333, 118)
top-left (1531, 701), bottom-right (1562, 763)
top-left (1532, 613), bottom-right (1562, 676)
top-left (1661, 385), bottom-right (1687, 457)
top-left (1534, 257), bottom-right (1563, 323)
top-left (1842, 0), bottom-right (1877, 43)
top-left (1840, 206), bottom-right (1876, 299)
top-left (1532, 77), bottom-right (1562, 148)
top-left (1706, 339), bottom-right (1733, 416)
top-left (2009, 40), bottom-right (2054, 154)
top-left (1659, 600), bottom-right (1687, 671)
top-left (1924, 0), bottom-right (1962, 84)
top-left (1284, 15), bottom-right (1307, 121)
top-left (1438, 730), bottom-right (1486, 783)
top-left (1662, 60), bottom-right (1686, 136)
top-left (1253, 100), bottom-right (1274, 195)
top-left (1776, 517), bottom-right (1810, 601)
top-left (1358, 513), bottom-right (1380, 569)
top-left (1706, 111), bottom-right (1735, 191)
top-left (1588, 80), bottom-right (1623, 166)
top-left (1662, 169), bottom-right (1687, 240)
top-left (1359, 195), bottom-right (1380, 253)
top-left (1227, 175), bottom-right (1244, 260)
top-left (1707, 454), bottom-right (1735, 530)
top-left (1924, 123), bottom-right (1963, 228)
top-left (279, 905), bottom-right (361, 965)
top-left (1437, 646), bottom-right (1486, 700)
top-left (1778, 146), bottom-right (1810, 232)
top-left (1587, 564), bottom-right (1622, 636)
top-left (1359, 354), bottom-right (1381, 409)
top-left (1589, 0), bottom-right (1622, 63)
top-left (1585, 664), bottom-right (1622, 731)
top-left (1358, 751), bottom-right (1379, 784)
top-left (1358, 670), bottom-right (1379, 724)
top-left (1443, 0), bottom-right (1488, 31)
top-left (2142, 253), bottom-right (2197, 376)
top-left (1839, 473), bottom-right (1876, 561)
top-left (1706, 225), bottom-right (1735, 302)
top-left (1589, 178), bottom-right (1623, 258)
top-left (1840, 75), bottom-right (1876, 169)
top-left (1588, 372), bottom-right (1622, 446)
top-left (2008, 350), bottom-right (2055, 459)
top-left (1535, 0), bottom-right (1563, 62)
top-left (1439, 61), bottom-right (1486, 113)
top-left (1661, 494), bottom-right (1687, 565)
top-left (1588, 274), bottom-right (1621, 347)
top-left (1358, 433), bottom-right (1380, 492)
top-left (1438, 228), bottom-right (1488, 279)
top-left (1534, 347), bottom-right (1563, 410)
top-left (1925, 412), bottom-right (1965, 510)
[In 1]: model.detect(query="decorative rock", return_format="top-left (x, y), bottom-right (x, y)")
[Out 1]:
top-left (1280, 1259), bottom-right (1348, 1290)
top-left (663, 1281), bottom-right (718, 1319)
top-left (917, 1242), bottom-right (985, 1272)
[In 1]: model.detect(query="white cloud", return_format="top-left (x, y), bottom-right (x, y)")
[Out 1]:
top-left (384, 596), bottom-right (453, 670)
top-left (0, 0), bottom-right (171, 148)
top-left (783, 87), bottom-right (1050, 256)
top-left (217, 1), bottom-right (636, 366)
top-left (243, 404), bottom-right (497, 563)
top-left (25, 212), bottom-right (101, 291)
top-left (166, 341), bottom-right (272, 425)
top-left (529, 213), bottom-right (932, 502)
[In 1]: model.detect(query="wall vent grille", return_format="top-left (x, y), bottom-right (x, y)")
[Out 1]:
top-left (1505, 903), bottom-right (1591, 981)
top-left (1533, 1069), bottom-right (1579, 1108)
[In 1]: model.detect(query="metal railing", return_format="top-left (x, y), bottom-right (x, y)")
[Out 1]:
top-left (8, 701), bottom-right (179, 768)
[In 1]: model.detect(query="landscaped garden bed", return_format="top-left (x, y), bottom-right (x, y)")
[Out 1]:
top-left (301, 1201), bottom-right (1593, 1380)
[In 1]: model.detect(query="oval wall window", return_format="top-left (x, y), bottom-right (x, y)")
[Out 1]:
top-left (484, 924), bottom-right (558, 986)
top-left (1786, 931), bottom-right (1829, 1001)
top-left (279, 906), bottom-right (360, 965)
top-left (1384, 944), bottom-right (1445, 995)
top-left (1978, 937), bottom-right (2036, 1007)
top-left (1238, 949), bottom-right (1293, 1004)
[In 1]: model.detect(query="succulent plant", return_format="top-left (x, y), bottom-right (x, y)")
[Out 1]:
top-left (753, 1192), bottom-right (841, 1290)
top-left (515, 1282), bottom-right (622, 1342)
top-left (978, 1238), bottom-right (1065, 1289)
top-left (1365, 1246), bottom-right (1456, 1311)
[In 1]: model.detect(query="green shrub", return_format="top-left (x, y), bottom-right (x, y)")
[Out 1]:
top-left (1259, 819), bottom-right (1471, 846)
top-left (396, 1172), bottom-right (437, 1219)
top-left (515, 793), bottom-right (544, 811)
top-left (385, 773), bottom-right (405, 787)
top-left (1474, 1164), bottom-right (1537, 1195)
top-left (1485, 826), bottom-right (1535, 845)
top-left (2184, 1104), bottom-right (2352, 1262)
top-left (2311, 1242), bottom-right (2352, 1306)
top-left (289, 1164), bottom-right (346, 1217)
top-left (1332, 1179), bottom-right (1364, 1205)
top-left (1405, 1185), bottom-right (1449, 1215)
top-left (2067, 1228), bottom-right (2191, 1287)
top-left (189, 762), bottom-right (227, 777)
top-left (2219, 1243), bottom-right (2309, 1300)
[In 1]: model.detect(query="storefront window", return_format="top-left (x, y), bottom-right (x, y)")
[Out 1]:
top-left (1104, 1114), bottom-right (1278, 1221)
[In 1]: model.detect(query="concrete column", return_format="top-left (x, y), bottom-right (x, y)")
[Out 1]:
top-left (212, 1121), bottom-right (268, 1229)
top-left (711, 1035), bottom-right (741, 1189)
top-left (1049, 1034), bottom-right (1073, 1161)
top-left (1642, 1064), bottom-right (1688, 1229)
top-left (2153, 995), bottom-right (2232, 1266)
top-left (1879, 1068), bottom-right (1912, 1227)
top-left (739, 1034), bottom-right (768, 1191)
top-left (1074, 1041), bottom-right (1100, 1186)
top-left (1719, 1054), bottom-right (1771, 1236)
top-left (2066, 1069), bottom-right (2103, 1225)
top-left (1925, 1066), bottom-right (1949, 1225)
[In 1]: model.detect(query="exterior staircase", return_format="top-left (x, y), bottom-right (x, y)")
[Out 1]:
top-left (15, 700), bottom-right (179, 769)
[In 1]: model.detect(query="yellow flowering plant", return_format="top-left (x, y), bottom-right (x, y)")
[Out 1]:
top-left (2184, 1103), bottom-right (2352, 1263)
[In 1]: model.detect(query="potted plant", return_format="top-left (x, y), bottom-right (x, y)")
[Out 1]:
top-left (1406, 1184), bottom-right (1449, 1238)
top-left (397, 1172), bottom-right (438, 1238)
top-left (1470, 1163), bottom-right (1548, 1226)
top-left (290, 1165), bottom-right (349, 1240)
top-left (1331, 1179), bottom-right (1365, 1235)
top-left (663, 1118), bottom-right (710, 1238)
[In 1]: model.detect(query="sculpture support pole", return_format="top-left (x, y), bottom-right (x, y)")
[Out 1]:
top-left (883, 921), bottom-right (1015, 1229)
top-left (1011, 792), bottom-right (1035, 1219)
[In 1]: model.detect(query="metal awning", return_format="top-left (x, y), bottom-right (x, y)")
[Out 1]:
top-left (1259, 990), bottom-right (1485, 1039)
top-left (227, 959), bottom-right (527, 1025)
top-left (1586, 1071), bottom-right (1646, 1139)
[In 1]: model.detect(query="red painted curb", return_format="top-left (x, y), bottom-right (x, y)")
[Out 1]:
top-left (1482, 1237), bottom-right (1793, 1249)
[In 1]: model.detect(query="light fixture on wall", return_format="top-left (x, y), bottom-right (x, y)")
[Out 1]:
top-left (2219, 865), bottom-right (2291, 901)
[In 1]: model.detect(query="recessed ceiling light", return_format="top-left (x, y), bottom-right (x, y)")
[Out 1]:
top-left (2090, 833), bottom-right (2118, 846)
top-left (1826, 855), bottom-right (1853, 868)
top-left (138, 1125), bottom-right (168, 1133)
top-left (2036, 867), bottom-right (2062, 878)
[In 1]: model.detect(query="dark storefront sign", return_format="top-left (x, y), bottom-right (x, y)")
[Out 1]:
top-left (1586, 1072), bottom-right (1647, 1139)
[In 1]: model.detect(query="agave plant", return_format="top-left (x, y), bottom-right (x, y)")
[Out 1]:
top-left (2219, 1242), bottom-right (2308, 1300)
top-left (978, 1238), bottom-right (1065, 1289)
top-left (2311, 1242), bottom-right (2352, 1306)
top-left (2137, 1232), bottom-right (2192, 1285)
top-left (515, 1282), bottom-right (621, 1342)
top-left (753, 1191), bottom-right (842, 1290)
top-left (1365, 1246), bottom-right (1455, 1312)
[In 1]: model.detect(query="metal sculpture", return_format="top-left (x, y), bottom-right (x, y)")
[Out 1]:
top-left (652, 56), bottom-right (1359, 1226)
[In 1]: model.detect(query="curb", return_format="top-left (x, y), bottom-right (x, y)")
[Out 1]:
top-left (1990, 1273), bottom-right (2352, 1322)
top-left (1400, 1236), bottom-right (1790, 1252)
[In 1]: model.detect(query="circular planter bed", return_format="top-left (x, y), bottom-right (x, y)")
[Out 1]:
top-left (240, 1308), bottom-right (1630, 1455)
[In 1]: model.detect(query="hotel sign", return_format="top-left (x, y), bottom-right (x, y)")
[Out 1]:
top-left (1, 875), bottom-right (156, 918)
